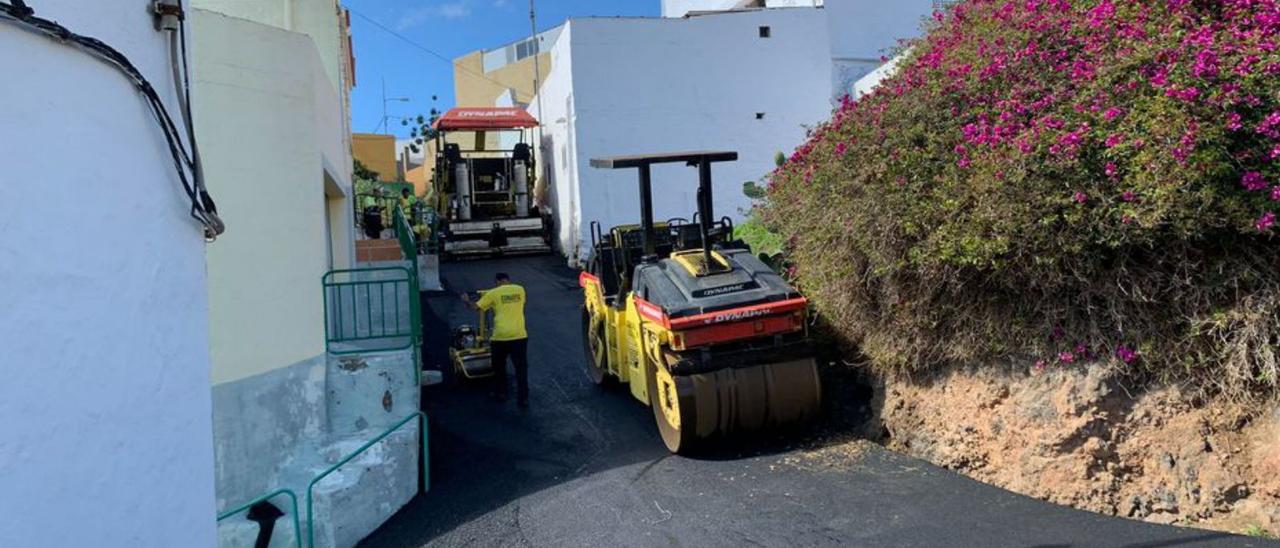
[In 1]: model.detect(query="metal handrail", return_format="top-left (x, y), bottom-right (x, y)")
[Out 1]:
top-left (392, 206), bottom-right (425, 372)
top-left (217, 488), bottom-right (303, 548)
top-left (305, 411), bottom-right (429, 548)
top-left (323, 266), bottom-right (416, 352)
top-left (322, 264), bottom-right (422, 385)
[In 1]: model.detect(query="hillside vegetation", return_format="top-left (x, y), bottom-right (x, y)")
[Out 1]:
top-left (764, 0), bottom-right (1280, 400)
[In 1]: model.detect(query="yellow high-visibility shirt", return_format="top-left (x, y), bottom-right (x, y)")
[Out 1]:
top-left (476, 284), bottom-right (527, 341)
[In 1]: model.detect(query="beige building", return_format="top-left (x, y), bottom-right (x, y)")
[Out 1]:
top-left (353, 133), bottom-right (399, 182)
top-left (399, 140), bottom-right (437, 196)
top-left (453, 27), bottom-right (560, 107)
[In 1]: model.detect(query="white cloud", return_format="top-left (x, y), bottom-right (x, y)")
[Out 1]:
top-left (493, 0), bottom-right (510, 7)
top-left (395, 1), bottom-right (472, 30)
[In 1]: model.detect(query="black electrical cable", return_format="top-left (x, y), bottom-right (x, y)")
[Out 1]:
top-left (0, 1), bottom-right (224, 239)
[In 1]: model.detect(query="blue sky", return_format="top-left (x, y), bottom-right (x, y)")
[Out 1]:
top-left (344, 0), bottom-right (658, 140)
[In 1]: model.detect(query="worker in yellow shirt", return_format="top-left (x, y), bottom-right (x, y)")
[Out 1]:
top-left (463, 272), bottom-right (529, 407)
top-left (399, 188), bottom-right (417, 221)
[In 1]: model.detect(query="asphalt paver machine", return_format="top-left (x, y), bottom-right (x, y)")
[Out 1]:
top-left (432, 107), bottom-right (553, 258)
top-left (579, 151), bottom-right (822, 453)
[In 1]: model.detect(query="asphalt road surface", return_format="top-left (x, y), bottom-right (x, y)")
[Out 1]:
top-left (361, 255), bottom-right (1272, 548)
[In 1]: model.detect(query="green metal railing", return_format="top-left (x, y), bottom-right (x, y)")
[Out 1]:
top-left (323, 267), bottom-right (420, 364)
top-left (306, 411), bottom-right (429, 548)
top-left (217, 488), bottom-right (303, 548)
top-left (393, 205), bottom-right (418, 266)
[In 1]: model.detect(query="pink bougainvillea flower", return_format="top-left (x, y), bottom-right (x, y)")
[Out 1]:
top-left (1258, 112), bottom-right (1280, 138)
top-left (1103, 107), bottom-right (1125, 121)
top-left (835, 142), bottom-right (848, 156)
top-left (1272, 186), bottom-right (1280, 202)
top-left (1226, 112), bottom-right (1244, 131)
top-left (1193, 49), bottom-right (1219, 79)
top-left (1121, 191), bottom-right (1137, 202)
top-left (1074, 191), bottom-right (1089, 204)
top-left (1105, 134), bottom-right (1125, 148)
top-left (1242, 171), bottom-right (1269, 191)
top-left (1074, 342), bottom-right (1091, 359)
top-left (1115, 345), bottom-right (1139, 364)
top-left (1258, 211), bottom-right (1277, 231)
top-left (1105, 162), bottom-right (1119, 178)
top-left (1058, 351), bottom-right (1076, 364)
top-left (1086, 0), bottom-right (1115, 28)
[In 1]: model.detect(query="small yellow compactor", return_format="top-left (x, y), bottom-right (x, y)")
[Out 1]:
top-left (580, 151), bottom-right (822, 453)
top-left (450, 291), bottom-right (495, 380)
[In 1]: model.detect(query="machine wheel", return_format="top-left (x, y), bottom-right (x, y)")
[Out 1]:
top-left (646, 355), bottom-right (823, 454)
top-left (647, 359), bottom-right (698, 454)
top-left (581, 305), bottom-right (610, 385)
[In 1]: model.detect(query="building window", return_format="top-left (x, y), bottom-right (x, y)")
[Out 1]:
top-left (515, 38), bottom-right (539, 61)
top-left (758, 26), bottom-right (771, 38)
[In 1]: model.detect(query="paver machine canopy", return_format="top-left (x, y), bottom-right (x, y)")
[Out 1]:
top-left (579, 151), bottom-right (821, 453)
top-left (432, 107), bottom-right (552, 258)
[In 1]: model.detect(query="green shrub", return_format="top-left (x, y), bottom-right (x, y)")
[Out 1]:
top-left (737, 212), bottom-right (785, 257)
top-left (764, 0), bottom-right (1280, 399)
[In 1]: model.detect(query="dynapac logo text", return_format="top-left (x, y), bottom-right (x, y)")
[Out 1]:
top-left (705, 308), bottom-right (771, 324)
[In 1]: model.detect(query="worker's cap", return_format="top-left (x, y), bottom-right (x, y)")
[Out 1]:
top-left (494, 272), bottom-right (510, 281)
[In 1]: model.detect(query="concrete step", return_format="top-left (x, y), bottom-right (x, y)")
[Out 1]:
top-left (218, 517), bottom-right (300, 548)
top-left (304, 428), bottom-right (420, 548)
top-left (217, 427), bottom-right (420, 548)
top-left (355, 239), bottom-right (404, 263)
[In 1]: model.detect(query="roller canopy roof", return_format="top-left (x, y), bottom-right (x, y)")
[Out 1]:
top-left (590, 151), bottom-right (738, 169)
top-left (434, 107), bottom-right (539, 131)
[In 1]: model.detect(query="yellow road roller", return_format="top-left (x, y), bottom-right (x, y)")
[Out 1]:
top-left (580, 151), bottom-right (821, 453)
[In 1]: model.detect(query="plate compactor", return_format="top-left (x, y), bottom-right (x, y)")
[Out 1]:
top-left (450, 292), bottom-right (496, 380)
top-left (579, 151), bottom-right (821, 453)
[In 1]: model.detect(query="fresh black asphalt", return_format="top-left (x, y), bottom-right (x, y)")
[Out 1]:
top-left (360, 255), bottom-right (1272, 548)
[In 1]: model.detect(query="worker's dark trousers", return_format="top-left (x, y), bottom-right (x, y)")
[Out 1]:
top-left (491, 338), bottom-right (529, 403)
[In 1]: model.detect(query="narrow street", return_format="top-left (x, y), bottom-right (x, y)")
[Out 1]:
top-left (361, 256), bottom-right (1263, 548)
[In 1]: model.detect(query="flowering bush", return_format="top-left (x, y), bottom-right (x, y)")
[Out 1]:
top-left (765, 0), bottom-right (1280, 398)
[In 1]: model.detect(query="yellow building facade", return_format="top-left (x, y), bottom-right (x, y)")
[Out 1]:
top-left (353, 133), bottom-right (399, 182)
top-left (452, 27), bottom-right (560, 107)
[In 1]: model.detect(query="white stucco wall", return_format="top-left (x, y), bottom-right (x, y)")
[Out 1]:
top-left (194, 9), bottom-right (354, 385)
top-left (0, 1), bottom-right (216, 546)
top-left (663, 0), bottom-right (822, 18)
top-left (853, 51), bottom-right (906, 98)
top-left (661, 0), bottom-right (741, 17)
top-left (550, 11), bottom-right (833, 262)
top-left (193, 0), bottom-right (347, 99)
top-left (825, 0), bottom-right (932, 94)
top-left (528, 25), bottom-right (581, 257)
top-left (826, 0), bottom-right (932, 59)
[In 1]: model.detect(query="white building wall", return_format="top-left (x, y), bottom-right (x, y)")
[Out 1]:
top-left (194, 8), bottom-right (352, 386)
top-left (0, 1), bottom-right (216, 546)
top-left (663, 0), bottom-right (823, 18)
top-left (662, 0), bottom-right (742, 18)
top-left (853, 52), bottom-right (906, 98)
top-left (826, 0), bottom-right (934, 95)
top-left (557, 10), bottom-right (832, 263)
top-left (193, 0), bottom-right (347, 96)
top-left (528, 24), bottom-right (582, 257)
